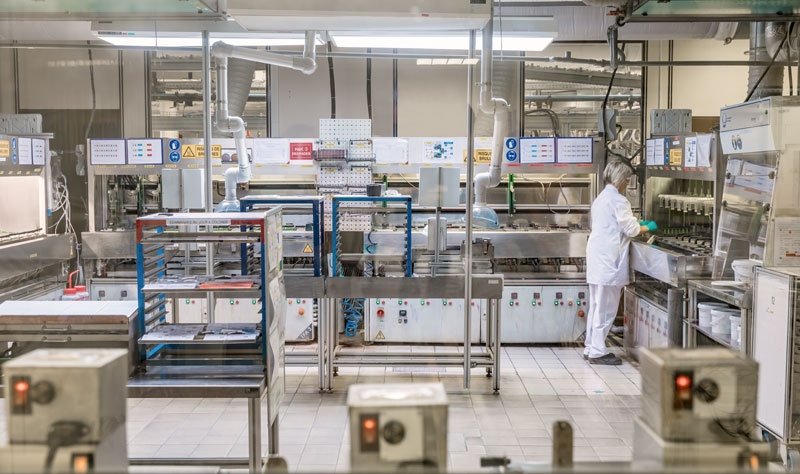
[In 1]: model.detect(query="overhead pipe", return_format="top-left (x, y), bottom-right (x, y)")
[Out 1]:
top-left (473, 13), bottom-right (512, 227)
top-left (211, 30), bottom-right (317, 211)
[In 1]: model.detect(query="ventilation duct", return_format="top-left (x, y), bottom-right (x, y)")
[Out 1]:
top-left (225, 57), bottom-right (258, 119)
top-left (747, 22), bottom-right (785, 100)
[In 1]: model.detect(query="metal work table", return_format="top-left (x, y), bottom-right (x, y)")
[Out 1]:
top-left (320, 275), bottom-right (505, 392)
top-left (126, 366), bottom-right (272, 472)
top-left (284, 276), bottom-right (326, 387)
top-left (686, 279), bottom-right (752, 354)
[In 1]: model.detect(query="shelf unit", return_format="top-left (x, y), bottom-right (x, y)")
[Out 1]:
top-left (685, 279), bottom-right (751, 354)
top-left (240, 195), bottom-right (325, 277)
top-left (331, 195), bottom-right (412, 277)
top-left (135, 211), bottom-right (285, 368)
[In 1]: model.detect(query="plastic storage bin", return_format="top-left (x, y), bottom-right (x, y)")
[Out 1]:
top-left (698, 302), bottom-right (729, 326)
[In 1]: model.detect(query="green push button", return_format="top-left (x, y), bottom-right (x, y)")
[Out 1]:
top-left (509, 301), bottom-right (514, 307)
top-left (442, 299), bottom-right (447, 306)
top-left (229, 299), bottom-right (234, 305)
top-left (420, 300), bottom-right (425, 306)
top-left (532, 301), bottom-right (537, 306)
top-left (185, 299), bottom-right (190, 304)
top-left (554, 301), bottom-right (559, 306)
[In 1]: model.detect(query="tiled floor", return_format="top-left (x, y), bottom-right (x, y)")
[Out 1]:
top-left (0, 345), bottom-right (641, 472)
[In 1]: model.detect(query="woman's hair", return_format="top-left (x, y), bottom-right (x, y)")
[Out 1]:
top-left (603, 160), bottom-right (633, 188)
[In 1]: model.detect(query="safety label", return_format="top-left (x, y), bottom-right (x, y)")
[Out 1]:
top-left (669, 148), bottom-right (683, 166)
top-left (182, 144), bottom-right (221, 159)
top-left (0, 140), bottom-right (9, 158)
top-left (375, 330), bottom-right (385, 340)
top-left (302, 243), bottom-right (313, 254)
top-left (290, 142), bottom-right (313, 160)
top-left (463, 148), bottom-right (492, 163)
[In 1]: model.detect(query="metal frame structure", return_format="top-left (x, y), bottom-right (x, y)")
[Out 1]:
top-left (331, 195), bottom-right (412, 277)
top-left (134, 211), bottom-right (273, 365)
top-left (685, 279), bottom-right (752, 355)
top-left (240, 195), bottom-right (325, 277)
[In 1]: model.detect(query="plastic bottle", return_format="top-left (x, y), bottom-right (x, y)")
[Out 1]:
top-left (61, 288), bottom-right (80, 301)
top-left (74, 285), bottom-right (90, 301)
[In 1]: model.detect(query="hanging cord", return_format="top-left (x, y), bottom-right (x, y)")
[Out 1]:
top-left (745, 22), bottom-right (793, 102)
top-left (327, 42), bottom-right (336, 119)
top-left (366, 48), bottom-right (373, 120)
top-left (84, 46), bottom-right (96, 141)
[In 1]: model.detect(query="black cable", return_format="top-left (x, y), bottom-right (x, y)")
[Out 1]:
top-left (366, 48), bottom-right (373, 120)
top-left (84, 47), bottom-right (96, 141)
top-left (745, 22), bottom-right (792, 102)
top-left (327, 42), bottom-right (336, 119)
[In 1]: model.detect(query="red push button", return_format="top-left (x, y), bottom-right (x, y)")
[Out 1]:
top-left (377, 309), bottom-right (385, 317)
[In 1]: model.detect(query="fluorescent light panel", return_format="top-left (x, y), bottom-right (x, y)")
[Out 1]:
top-left (332, 32), bottom-right (554, 52)
top-left (97, 33), bottom-right (323, 48)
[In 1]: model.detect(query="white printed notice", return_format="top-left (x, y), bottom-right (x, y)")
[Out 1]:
top-left (252, 138), bottom-right (290, 165)
top-left (373, 137), bottom-right (409, 164)
top-left (17, 137), bottom-right (32, 165)
top-left (696, 134), bottom-right (712, 168)
top-left (774, 217), bottom-right (800, 265)
top-left (653, 138), bottom-right (666, 166)
top-left (684, 136), bottom-right (698, 167)
top-left (422, 139), bottom-right (457, 162)
top-left (646, 139), bottom-right (656, 166)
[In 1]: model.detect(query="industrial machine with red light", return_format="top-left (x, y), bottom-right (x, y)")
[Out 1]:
top-left (348, 382), bottom-right (448, 472)
top-left (0, 348), bottom-right (129, 474)
top-left (633, 347), bottom-right (767, 469)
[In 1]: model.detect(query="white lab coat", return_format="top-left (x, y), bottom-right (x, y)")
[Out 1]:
top-left (586, 184), bottom-right (641, 286)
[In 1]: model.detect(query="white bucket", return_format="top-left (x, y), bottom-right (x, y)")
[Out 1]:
top-left (698, 302), bottom-right (728, 327)
top-left (731, 259), bottom-right (762, 285)
top-left (711, 308), bottom-right (737, 335)
top-left (730, 315), bottom-right (742, 345)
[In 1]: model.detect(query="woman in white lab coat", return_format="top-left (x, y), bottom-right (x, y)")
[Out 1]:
top-left (584, 160), bottom-right (657, 365)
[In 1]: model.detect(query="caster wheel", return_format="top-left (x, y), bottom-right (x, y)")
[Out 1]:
top-left (486, 368), bottom-right (492, 377)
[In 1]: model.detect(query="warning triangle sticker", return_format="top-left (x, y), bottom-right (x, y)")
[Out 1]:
top-left (182, 145), bottom-right (196, 158)
top-left (375, 331), bottom-right (385, 340)
top-left (302, 243), bottom-right (313, 253)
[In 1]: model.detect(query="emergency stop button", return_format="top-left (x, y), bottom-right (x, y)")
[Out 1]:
top-left (377, 309), bottom-right (385, 317)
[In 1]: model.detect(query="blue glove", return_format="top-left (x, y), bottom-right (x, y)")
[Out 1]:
top-left (639, 220), bottom-right (647, 226)
top-left (645, 221), bottom-right (658, 232)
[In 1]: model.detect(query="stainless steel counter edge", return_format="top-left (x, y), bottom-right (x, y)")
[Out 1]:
top-left (324, 275), bottom-right (504, 299)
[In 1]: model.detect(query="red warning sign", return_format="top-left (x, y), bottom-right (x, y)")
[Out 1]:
top-left (290, 142), bottom-right (313, 160)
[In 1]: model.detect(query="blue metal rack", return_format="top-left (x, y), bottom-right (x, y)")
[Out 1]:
top-left (135, 212), bottom-right (275, 365)
top-left (240, 196), bottom-right (325, 277)
top-left (331, 195), bottom-right (413, 277)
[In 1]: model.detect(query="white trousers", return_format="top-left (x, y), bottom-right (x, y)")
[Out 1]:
top-left (584, 283), bottom-right (624, 359)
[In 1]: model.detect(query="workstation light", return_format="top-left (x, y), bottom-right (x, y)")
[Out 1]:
top-left (331, 33), bottom-right (553, 52)
top-left (95, 32), bottom-right (326, 48)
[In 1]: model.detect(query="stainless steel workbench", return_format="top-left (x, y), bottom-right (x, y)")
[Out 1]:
top-left (127, 366), bottom-right (271, 472)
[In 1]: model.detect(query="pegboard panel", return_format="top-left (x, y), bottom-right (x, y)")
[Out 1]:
top-left (319, 119), bottom-right (372, 141)
top-left (323, 196), bottom-right (372, 232)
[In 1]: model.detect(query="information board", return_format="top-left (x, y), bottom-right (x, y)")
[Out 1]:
top-left (127, 139), bottom-right (163, 165)
top-left (556, 137), bottom-right (593, 164)
top-left (89, 139), bottom-right (126, 165)
top-left (519, 137), bottom-right (555, 164)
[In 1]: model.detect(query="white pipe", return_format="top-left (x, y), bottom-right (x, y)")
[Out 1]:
top-left (211, 31), bottom-right (317, 211)
top-left (474, 16), bottom-right (511, 208)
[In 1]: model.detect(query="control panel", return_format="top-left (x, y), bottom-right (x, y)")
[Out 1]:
top-left (286, 297), bottom-right (315, 342)
top-left (90, 281), bottom-right (137, 302)
top-left (0, 134), bottom-right (48, 175)
top-left (367, 298), bottom-right (483, 343)
top-left (500, 285), bottom-right (588, 343)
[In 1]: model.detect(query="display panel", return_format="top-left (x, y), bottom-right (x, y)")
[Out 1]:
top-left (127, 139), bottom-right (163, 165)
top-left (519, 137), bottom-right (555, 164)
top-left (556, 137), bottom-right (593, 164)
top-left (89, 139), bottom-right (126, 165)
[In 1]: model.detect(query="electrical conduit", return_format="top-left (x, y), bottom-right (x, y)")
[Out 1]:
top-left (212, 31), bottom-right (318, 211)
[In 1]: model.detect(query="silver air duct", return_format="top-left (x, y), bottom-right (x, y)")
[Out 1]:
top-left (225, 57), bottom-right (258, 120)
top-left (212, 31), bottom-right (317, 212)
top-left (473, 13), bottom-right (511, 229)
top-left (747, 22), bottom-right (785, 100)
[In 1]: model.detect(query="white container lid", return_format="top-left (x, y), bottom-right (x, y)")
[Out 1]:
top-left (710, 308), bottom-right (740, 316)
top-left (698, 302), bottom-right (729, 309)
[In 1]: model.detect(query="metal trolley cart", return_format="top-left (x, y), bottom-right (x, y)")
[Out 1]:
top-left (134, 210), bottom-right (286, 462)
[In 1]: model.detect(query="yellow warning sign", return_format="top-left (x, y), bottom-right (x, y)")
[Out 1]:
top-left (463, 149), bottom-right (493, 163)
top-left (182, 144), bottom-right (221, 159)
top-left (669, 148), bottom-right (683, 166)
top-left (0, 140), bottom-right (9, 158)
top-left (375, 331), bottom-right (385, 340)
top-left (302, 243), bottom-right (313, 254)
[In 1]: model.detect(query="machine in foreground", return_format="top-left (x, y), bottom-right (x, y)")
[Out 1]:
top-left (0, 348), bottom-right (129, 474)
